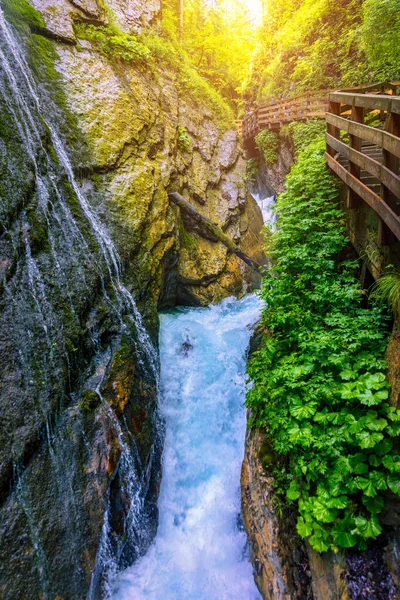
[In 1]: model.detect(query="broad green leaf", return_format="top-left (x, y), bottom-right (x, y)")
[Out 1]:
top-left (312, 500), bottom-right (338, 523)
top-left (362, 495), bottom-right (384, 514)
top-left (332, 529), bottom-right (357, 548)
top-left (290, 402), bottom-right (317, 420)
top-left (353, 515), bottom-right (382, 538)
top-left (357, 431), bottom-right (384, 449)
top-left (297, 517), bottom-right (313, 538)
top-left (326, 496), bottom-right (347, 509)
top-left (287, 481), bottom-right (301, 500)
top-left (387, 475), bottom-right (400, 495)
top-left (375, 439), bottom-right (393, 456)
top-left (309, 534), bottom-right (329, 553)
top-left (369, 471), bottom-right (387, 490)
top-left (369, 455), bottom-right (381, 467)
top-left (383, 455), bottom-right (400, 473)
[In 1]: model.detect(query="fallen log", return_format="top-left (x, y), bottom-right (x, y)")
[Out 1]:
top-left (168, 192), bottom-right (263, 274)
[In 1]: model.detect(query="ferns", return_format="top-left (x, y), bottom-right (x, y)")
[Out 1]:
top-left (370, 272), bottom-right (400, 314)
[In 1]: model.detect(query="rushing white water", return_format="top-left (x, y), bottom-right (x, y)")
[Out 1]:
top-left (113, 294), bottom-right (263, 600)
top-left (252, 192), bottom-right (276, 225)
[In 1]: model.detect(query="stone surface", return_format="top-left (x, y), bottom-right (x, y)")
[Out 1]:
top-left (241, 427), bottom-right (310, 600)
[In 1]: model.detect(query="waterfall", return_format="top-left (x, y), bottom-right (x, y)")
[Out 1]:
top-left (0, 8), bottom-right (159, 596)
top-left (251, 192), bottom-right (276, 226)
top-left (113, 294), bottom-right (263, 600)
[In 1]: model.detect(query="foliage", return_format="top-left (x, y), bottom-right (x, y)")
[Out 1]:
top-left (177, 126), bottom-right (192, 152)
top-left (244, 0), bottom-right (400, 105)
top-left (286, 120), bottom-right (327, 154)
top-left (370, 271), bottom-right (400, 315)
top-left (255, 129), bottom-right (279, 165)
top-left (162, 0), bottom-right (257, 114)
top-left (361, 0), bottom-right (400, 81)
top-left (74, 24), bottom-right (150, 66)
top-left (245, 158), bottom-right (260, 184)
top-left (246, 136), bottom-right (400, 553)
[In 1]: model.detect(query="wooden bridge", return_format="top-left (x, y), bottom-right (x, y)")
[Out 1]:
top-left (241, 82), bottom-right (400, 244)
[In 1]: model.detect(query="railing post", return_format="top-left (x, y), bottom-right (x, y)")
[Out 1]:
top-left (326, 98), bottom-right (341, 157)
top-left (378, 109), bottom-right (400, 244)
top-left (348, 104), bottom-right (364, 209)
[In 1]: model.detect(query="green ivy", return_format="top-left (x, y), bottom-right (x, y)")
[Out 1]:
top-left (255, 129), bottom-right (279, 165)
top-left (246, 136), bottom-right (400, 553)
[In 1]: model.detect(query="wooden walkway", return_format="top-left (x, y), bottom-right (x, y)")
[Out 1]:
top-left (325, 89), bottom-right (400, 244)
top-left (241, 82), bottom-right (400, 244)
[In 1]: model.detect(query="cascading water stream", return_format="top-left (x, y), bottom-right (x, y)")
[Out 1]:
top-left (0, 8), bottom-right (158, 377)
top-left (113, 294), bottom-right (263, 600)
top-left (251, 192), bottom-right (276, 226)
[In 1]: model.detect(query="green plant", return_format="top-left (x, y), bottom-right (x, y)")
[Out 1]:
top-left (245, 158), bottom-right (260, 184)
top-left (370, 271), bottom-right (400, 314)
top-left (255, 129), bottom-right (279, 165)
top-left (247, 137), bottom-right (400, 553)
top-left (177, 126), bottom-right (192, 152)
top-left (288, 120), bottom-right (327, 154)
top-left (74, 23), bottom-right (150, 66)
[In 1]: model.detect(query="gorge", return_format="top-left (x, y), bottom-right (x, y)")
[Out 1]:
top-left (1, 0), bottom-right (400, 599)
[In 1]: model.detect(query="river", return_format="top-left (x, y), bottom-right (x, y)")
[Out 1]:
top-left (113, 294), bottom-right (263, 599)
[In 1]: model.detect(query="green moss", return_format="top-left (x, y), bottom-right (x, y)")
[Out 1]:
top-left (180, 222), bottom-right (195, 249)
top-left (79, 389), bottom-right (101, 411)
top-left (74, 20), bottom-right (233, 129)
top-left (2, 0), bottom-right (45, 30)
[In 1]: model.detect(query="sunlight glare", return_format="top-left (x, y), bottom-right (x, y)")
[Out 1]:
top-left (244, 0), bottom-right (262, 23)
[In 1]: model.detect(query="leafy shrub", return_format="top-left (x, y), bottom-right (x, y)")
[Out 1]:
top-left (247, 137), bottom-right (400, 553)
top-left (287, 120), bottom-right (327, 154)
top-left (255, 129), bottom-right (279, 165)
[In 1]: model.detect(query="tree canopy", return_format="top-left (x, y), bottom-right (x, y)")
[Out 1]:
top-left (243, 0), bottom-right (400, 104)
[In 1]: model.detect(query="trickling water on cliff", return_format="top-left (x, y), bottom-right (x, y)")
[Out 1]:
top-left (0, 9), bottom-right (160, 596)
top-left (113, 294), bottom-right (262, 600)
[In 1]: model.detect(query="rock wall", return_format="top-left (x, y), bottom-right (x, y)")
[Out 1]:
top-left (0, 1), bottom-right (264, 598)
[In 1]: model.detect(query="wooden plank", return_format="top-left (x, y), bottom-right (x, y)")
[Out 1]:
top-left (326, 113), bottom-right (400, 159)
top-left (325, 153), bottom-right (400, 239)
top-left (330, 92), bottom-right (400, 114)
top-left (325, 133), bottom-right (400, 199)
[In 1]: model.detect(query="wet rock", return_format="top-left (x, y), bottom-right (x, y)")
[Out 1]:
top-left (241, 428), bottom-right (311, 599)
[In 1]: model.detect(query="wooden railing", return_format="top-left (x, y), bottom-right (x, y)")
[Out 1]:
top-left (241, 82), bottom-right (400, 142)
top-left (325, 90), bottom-right (400, 244)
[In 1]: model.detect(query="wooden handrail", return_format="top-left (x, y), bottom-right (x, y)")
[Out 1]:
top-left (240, 81), bottom-right (400, 245)
top-left (326, 89), bottom-right (400, 244)
top-left (242, 82), bottom-right (400, 141)
top-left (326, 113), bottom-right (400, 159)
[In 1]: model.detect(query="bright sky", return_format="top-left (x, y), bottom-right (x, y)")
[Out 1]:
top-left (244, 0), bottom-right (262, 23)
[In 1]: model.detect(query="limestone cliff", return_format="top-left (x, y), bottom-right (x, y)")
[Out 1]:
top-left (0, 1), bottom-right (264, 598)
